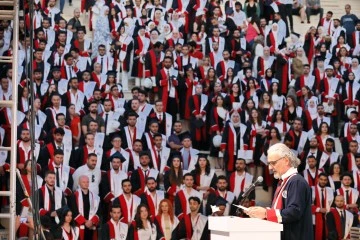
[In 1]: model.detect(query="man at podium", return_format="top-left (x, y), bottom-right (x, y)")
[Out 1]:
top-left (246, 143), bottom-right (313, 240)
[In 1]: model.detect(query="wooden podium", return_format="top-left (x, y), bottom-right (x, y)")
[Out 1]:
top-left (209, 216), bottom-right (283, 240)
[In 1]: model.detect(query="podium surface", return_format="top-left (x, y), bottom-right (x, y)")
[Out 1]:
top-left (209, 216), bottom-right (283, 240)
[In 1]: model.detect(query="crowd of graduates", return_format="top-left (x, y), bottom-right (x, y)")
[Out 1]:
top-left (0, 0), bottom-right (359, 238)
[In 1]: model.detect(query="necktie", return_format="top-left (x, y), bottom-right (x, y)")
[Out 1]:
top-left (45, 29), bottom-right (47, 40)
top-left (340, 210), bottom-right (346, 237)
top-left (358, 31), bottom-right (360, 44)
top-left (143, 169), bottom-right (148, 179)
top-left (157, 150), bottom-right (161, 168)
top-left (272, 179), bottom-right (283, 207)
top-left (36, 115), bottom-right (40, 125)
top-left (58, 55), bottom-right (61, 66)
top-left (100, 57), bottom-right (104, 73)
top-left (68, 66), bottom-right (72, 78)
top-left (321, 188), bottom-right (325, 208)
top-left (57, 145), bottom-right (62, 150)
top-left (55, 167), bottom-right (60, 187)
top-left (346, 190), bottom-right (350, 204)
top-left (104, 113), bottom-right (109, 134)
top-left (158, 114), bottom-right (162, 121)
top-left (183, 150), bottom-right (189, 170)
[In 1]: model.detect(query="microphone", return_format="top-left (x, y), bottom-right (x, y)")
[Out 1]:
top-left (241, 176), bottom-right (263, 198)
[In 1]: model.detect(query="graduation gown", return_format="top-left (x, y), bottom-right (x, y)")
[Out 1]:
top-left (326, 208), bottom-right (354, 240)
top-left (205, 190), bottom-right (236, 216)
top-left (220, 121), bottom-right (248, 172)
top-left (189, 94), bottom-right (209, 147)
top-left (126, 220), bottom-right (163, 240)
top-left (101, 219), bottom-right (128, 240)
top-left (38, 185), bottom-right (67, 227)
top-left (130, 168), bottom-right (160, 196)
top-left (174, 188), bottom-right (203, 219)
top-left (171, 213), bottom-right (209, 240)
top-left (266, 171), bottom-right (313, 240)
top-left (140, 190), bottom-right (165, 218)
top-left (311, 186), bottom-right (334, 240)
top-left (70, 189), bottom-right (101, 240)
top-left (112, 194), bottom-right (141, 224)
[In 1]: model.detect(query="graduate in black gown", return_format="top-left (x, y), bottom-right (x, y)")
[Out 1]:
top-left (246, 143), bottom-right (313, 240)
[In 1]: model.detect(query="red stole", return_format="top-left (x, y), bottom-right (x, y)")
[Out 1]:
top-left (17, 141), bottom-right (32, 164)
top-left (160, 70), bottom-right (170, 110)
top-left (305, 33), bottom-right (315, 64)
top-left (107, 221), bottom-right (116, 239)
top-left (314, 187), bottom-right (327, 240)
top-left (118, 195), bottom-right (133, 224)
top-left (329, 208), bottom-right (343, 239)
top-left (229, 172), bottom-right (246, 193)
top-left (146, 193), bottom-right (156, 217)
top-left (183, 214), bottom-right (193, 239)
top-left (177, 190), bottom-right (187, 220)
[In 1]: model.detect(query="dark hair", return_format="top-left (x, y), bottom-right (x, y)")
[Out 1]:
top-left (134, 204), bottom-right (152, 229)
top-left (153, 133), bottom-right (162, 139)
top-left (271, 110), bottom-right (284, 123)
top-left (318, 172), bottom-right (328, 179)
top-left (88, 153), bottom-right (97, 159)
top-left (54, 149), bottom-right (64, 156)
top-left (59, 208), bottom-right (75, 227)
top-left (294, 117), bottom-right (303, 125)
top-left (146, 177), bottom-right (156, 183)
top-left (56, 113), bottom-right (66, 120)
top-left (53, 127), bottom-right (65, 135)
top-left (194, 155), bottom-right (211, 175)
top-left (45, 170), bottom-right (56, 178)
top-left (316, 122), bottom-right (329, 135)
top-left (326, 138), bottom-right (335, 145)
top-left (217, 175), bottom-right (227, 182)
top-left (340, 173), bottom-right (353, 181)
top-left (169, 155), bottom-right (183, 186)
top-left (188, 196), bottom-right (201, 204)
top-left (183, 173), bottom-right (194, 180)
top-left (329, 162), bottom-right (343, 175)
top-left (268, 127), bottom-right (281, 141)
top-left (122, 179), bottom-right (131, 186)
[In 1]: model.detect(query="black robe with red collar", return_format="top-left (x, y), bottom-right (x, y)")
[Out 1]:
top-left (171, 213), bottom-right (209, 240)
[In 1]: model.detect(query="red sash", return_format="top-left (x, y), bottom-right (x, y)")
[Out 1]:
top-left (177, 190), bottom-right (187, 219)
top-left (314, 187), bottom-right (327, 240)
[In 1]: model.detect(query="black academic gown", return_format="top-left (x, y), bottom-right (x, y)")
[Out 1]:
top-left (269, 174), bottom-right (313, 240)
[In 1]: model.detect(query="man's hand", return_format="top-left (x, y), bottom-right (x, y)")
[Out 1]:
top-left (319, 208), bottom-right (327, 214)
top-left (246, 206), bottom-right (267, 219)
top-left (85, 220), bottom-right (93, 228)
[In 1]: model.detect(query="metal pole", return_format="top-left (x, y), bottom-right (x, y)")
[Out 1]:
top-left (9, 0), bottom-right (19, 238)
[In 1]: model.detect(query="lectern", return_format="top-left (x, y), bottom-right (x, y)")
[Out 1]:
top-left (208, 216), bottom-right (283, 240)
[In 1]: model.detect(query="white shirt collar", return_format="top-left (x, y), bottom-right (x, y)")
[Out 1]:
top-left (281, 167), bottom-right (298, 180)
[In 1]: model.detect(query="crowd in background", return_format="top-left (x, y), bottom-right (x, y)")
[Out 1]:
top-left (0, 0), bottom-right (359, 239)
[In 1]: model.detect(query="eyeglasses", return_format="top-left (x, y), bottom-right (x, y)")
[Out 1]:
top-left (268, 157), bottom-right (284, 167)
